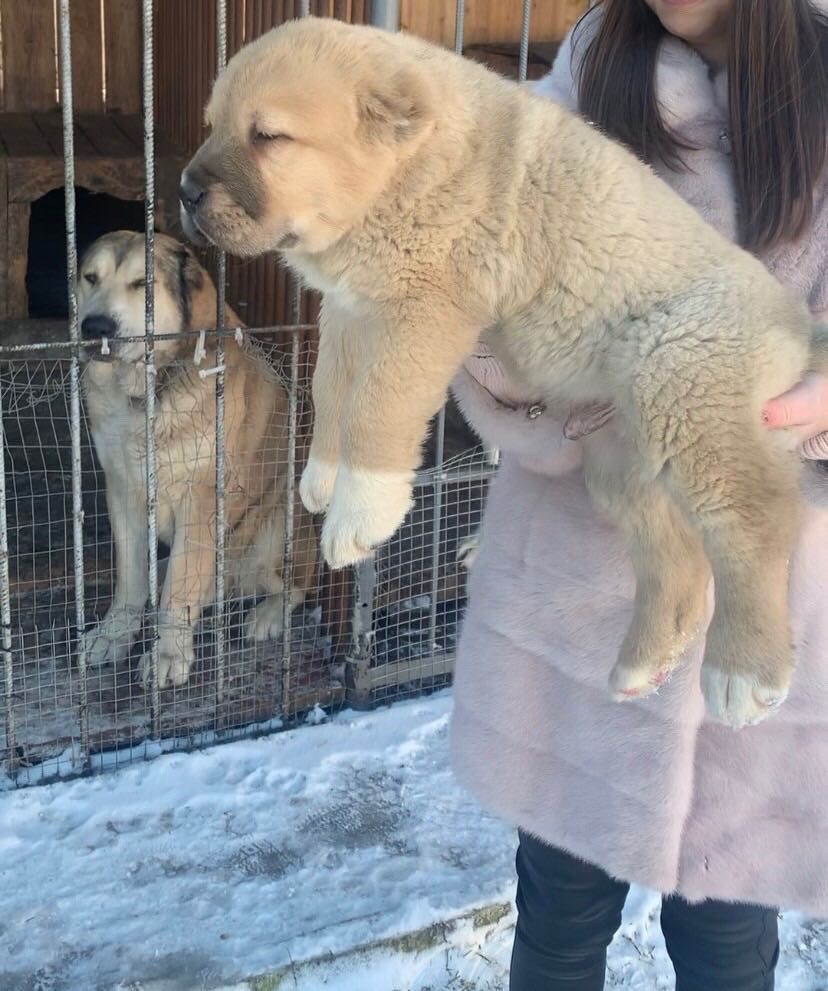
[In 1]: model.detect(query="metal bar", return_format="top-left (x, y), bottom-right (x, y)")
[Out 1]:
top-left (279, 329), bottom-right (300, 716)
top-left (58, 0), bottom-right (90, 771)
top-left (0, 385), bottom-right (15, 776)
top-left (428, 409), bottom-right (445, 654)
top-left (518, 0), bottom-right (532, 82)
top-left (413, 464), bottom-right (496, 489)
top-left (0, 325), bottom-right (321, 357)
top-left (346, 558), bottom-right (376, 708)
top-left (364, 651), bottom-right (456, 693)
top-left (279, 0), bottom-right (310, 716)
top-left (142, 0), bottom-right (161, 736)
top-left (453, 0), bottom-right (465, 55)
top-left (370, 0), bottom-right (400, 30)
top-left (214, 0), bottom-right (228, 713)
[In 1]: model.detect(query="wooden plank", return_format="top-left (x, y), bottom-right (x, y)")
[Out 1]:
top-left (32, 112), bottom-right (97, 158)
top-left (7, 202), bottom-right (30, 318)
top-left (400, 0), bottom-right (586, 46)
top-left (103, 0), bottom-right (141, 112)
top-left (0, 114), bottom-right (51, 156)
top-left (0, 1), bottom-right (57, 111)
top-left (75, 113), bottom-right (135, 157)
top-left (0, 158), bottom-right (7, 318)
top-left (67, 0), bottom-right (104, 112)
top-left (8, 156), bottom-right (145, 204)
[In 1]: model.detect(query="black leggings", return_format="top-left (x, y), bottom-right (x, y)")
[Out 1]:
top-left (510, 831), bottom-right (779, 991)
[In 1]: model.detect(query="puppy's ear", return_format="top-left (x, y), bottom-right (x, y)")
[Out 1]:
top-left (358, 65), bottom-right (434, 144)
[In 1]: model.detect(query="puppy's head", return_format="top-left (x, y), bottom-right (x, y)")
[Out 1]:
top-left (179, 17), bottom-right (435, 257)
top-left (77, 231), bottom-right (211, 367)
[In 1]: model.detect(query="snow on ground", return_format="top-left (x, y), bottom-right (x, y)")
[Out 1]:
top-left (1, 691), bottom-right (826, 990)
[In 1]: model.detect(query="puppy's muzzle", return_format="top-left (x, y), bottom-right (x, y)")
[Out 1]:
top-left (179, 172), bottom-right (206, 215)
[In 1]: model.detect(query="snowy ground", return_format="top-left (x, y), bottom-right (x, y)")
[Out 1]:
top-left (1, 691), bottom-right (826, 990)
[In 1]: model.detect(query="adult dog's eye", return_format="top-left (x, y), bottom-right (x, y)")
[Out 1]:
top-left (130, 278), bottom-right (147, 290)
top-left (83, 272), bottom-right (98, 286)
top-left (252, 128), bottom-right (292, 145)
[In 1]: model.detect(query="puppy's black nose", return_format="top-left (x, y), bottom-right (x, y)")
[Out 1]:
top-left (81, 314), bottom-right (117, 339)
top-left (179, 173), bottom-right (206, 214)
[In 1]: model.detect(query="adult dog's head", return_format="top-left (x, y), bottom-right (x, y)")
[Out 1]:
top-left (179, 17), bottom-right (436, 257)
top-left (77, 231), bottom-right (214, 368)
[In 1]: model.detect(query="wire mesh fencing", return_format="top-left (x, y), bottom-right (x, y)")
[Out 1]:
top-left (0, 0), bottom-right (550, 786)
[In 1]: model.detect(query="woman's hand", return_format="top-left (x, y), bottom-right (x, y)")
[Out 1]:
top-left (762, 372), bottom-right (828, 459)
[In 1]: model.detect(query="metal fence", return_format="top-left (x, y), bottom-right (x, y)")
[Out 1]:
top-left (0, 0), bottom-right (539, 787)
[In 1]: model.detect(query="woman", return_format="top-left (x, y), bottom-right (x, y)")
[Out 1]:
top-left (449, 2), bottom-right (828, 988)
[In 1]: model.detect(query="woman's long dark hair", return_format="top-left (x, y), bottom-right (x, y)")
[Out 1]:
top-left (575, 0), bottom-right (828, 251)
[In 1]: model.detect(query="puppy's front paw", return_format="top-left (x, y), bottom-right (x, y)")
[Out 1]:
top-left (138, 625), bottom-right (195, 690)
top-left (321, 466), bottom-right (414, 569)
top-left (80, 605), bottom-right (144, 667)
top-left (700, 666), bottom-right (789, 730)
top-left (300, 457), bottom-right (338, 514)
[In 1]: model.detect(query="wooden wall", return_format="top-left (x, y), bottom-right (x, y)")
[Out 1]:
top-left (401, 0), bottom-right (587, 48)
top-left (0, 0), bottom-right (141, 113)
top-left (154, 0), bottom-right (372, 331)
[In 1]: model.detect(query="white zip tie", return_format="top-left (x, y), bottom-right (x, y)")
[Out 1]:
top-left (198, 364), bottom-right (225, 379)
top-left (234, 327), bottom-right (244, 345)
top-left (193, 329), bottom-right (207, 365)
top-left (100, 336), bottom-right (110, 355)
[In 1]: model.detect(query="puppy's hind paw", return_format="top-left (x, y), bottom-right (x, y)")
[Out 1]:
top-left (321, 466), bottom-right (413, 570)
top-left (700, 667), bottom-right (788, 730)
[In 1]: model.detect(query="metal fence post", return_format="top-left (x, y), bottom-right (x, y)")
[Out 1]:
top-left (141, 0), bottom-right (161, 737)
top-left (214, 0), bottom-right (229, 716)
top-left (58, 0), bottom-right (90, 771)
top-left (0, 385), bottom-right (15, 776)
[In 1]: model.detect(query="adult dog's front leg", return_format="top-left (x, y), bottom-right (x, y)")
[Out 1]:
top-left (139, 490), bottom-right (217, 689)
top-left (300, 300), bottom-right (353, 515)
top-left (321, 303), bottom-right (478, 569)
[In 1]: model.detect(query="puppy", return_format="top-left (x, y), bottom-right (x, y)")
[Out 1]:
top-left (77, 231), bottom-right (317, 688)
top-left (179, 18), bottom-right (827, 728)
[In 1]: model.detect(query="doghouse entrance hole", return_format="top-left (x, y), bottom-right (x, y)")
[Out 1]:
top-left (26, 187), bottom-right (145, 319)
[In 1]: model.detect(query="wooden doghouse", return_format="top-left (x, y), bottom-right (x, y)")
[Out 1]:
top-left (0, 1), bottom-right (186, 325)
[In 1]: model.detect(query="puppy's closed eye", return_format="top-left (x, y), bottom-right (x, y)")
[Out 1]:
top-left (251, 127), bottom-right (293, 146)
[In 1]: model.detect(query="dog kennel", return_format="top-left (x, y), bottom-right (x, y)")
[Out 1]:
top-left (0, 0), bottom-right (583, 785)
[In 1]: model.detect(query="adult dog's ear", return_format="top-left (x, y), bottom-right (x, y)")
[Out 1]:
top-left (358, 64), bottom-right (435, 144)
top-left (178, 245), bottom-right (205, 294)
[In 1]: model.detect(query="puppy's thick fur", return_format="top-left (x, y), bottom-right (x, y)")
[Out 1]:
top-left (78, 231), bottom-right (316, 688)
top-left (180, 18), bottom-right (828, 727)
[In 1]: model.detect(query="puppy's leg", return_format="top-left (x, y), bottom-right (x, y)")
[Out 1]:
top-left (81, 477), bottom-right (148, 667)
top-left (668, 436), bottom-right (800, 729)
top-left (321, 303), bottom-right (478, 569)
top-left (300, 301), bottom-right (352, 514)
top-left (139, 490), bottom-right (216, 689)
top-left (582, 429), bottom-right (709, 699)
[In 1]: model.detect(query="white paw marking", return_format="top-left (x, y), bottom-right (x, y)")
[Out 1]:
top-left (608, 660), bottom-right (675, 701)
top-left (138, 625), bottom-right (195, 690)
top-left (80, 605), bottom-right (144, 667)
top-left (701, 667), bottom-right (789, 730)
top-left (456, 531), bottom-right (481, 571)
top-left (321, 466), bottom-right (414, 570)
top-left (299, 456), bottom-right (338, 514)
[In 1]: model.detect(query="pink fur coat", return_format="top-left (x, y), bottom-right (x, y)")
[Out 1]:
top-left (449, 9), bottom-right (828, 913)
